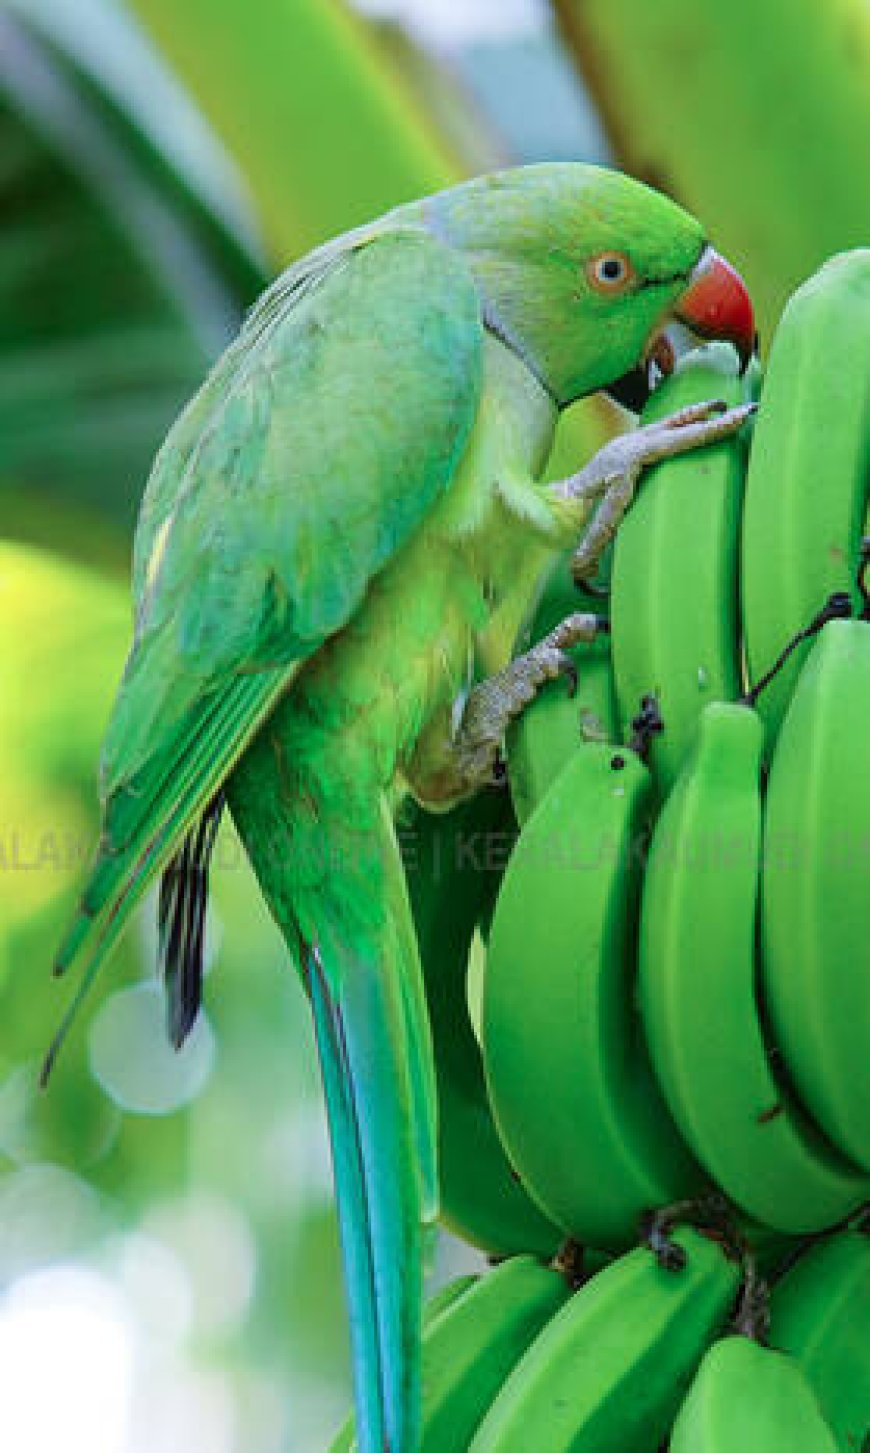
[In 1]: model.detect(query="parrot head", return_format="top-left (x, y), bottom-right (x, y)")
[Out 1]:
top-left (422, 163), bottom-right (754, 410)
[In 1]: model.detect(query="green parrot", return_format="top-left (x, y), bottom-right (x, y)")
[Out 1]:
top-left (45, 165), bottom-right (754, 1452)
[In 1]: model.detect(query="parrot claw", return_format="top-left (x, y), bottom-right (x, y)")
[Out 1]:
top-left (546, 399), bottom-right (756, 584)
top-left (449, 612), bottom-right (606, 790)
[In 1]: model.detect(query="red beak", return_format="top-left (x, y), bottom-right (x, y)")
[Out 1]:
top-left (674, 246), bottom-right (755, 367)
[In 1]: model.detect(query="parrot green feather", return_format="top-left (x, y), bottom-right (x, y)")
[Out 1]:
top-left (49, 165), bottom-right (716, 1452)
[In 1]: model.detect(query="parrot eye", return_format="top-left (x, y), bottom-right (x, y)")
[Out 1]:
top-left (585, 251), bottom-right (634, 294)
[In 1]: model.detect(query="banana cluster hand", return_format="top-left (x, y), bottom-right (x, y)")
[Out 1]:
top-left (482, 737), bottom-right (705, 1250)
top-left (761, 619), bottom-right (870, 1172)
top-left (471, 1229), bottom-right (739, 1451)
top-left (639, 700), bottom-right (869, 1233)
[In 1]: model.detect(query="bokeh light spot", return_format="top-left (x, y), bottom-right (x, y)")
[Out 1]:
top-left (0, 1264), bottom-right (133, 1453)
top-left (89, 982), bottom-right (215, 1114)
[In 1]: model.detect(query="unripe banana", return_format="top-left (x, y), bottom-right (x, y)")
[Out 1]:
top-left (639, 701), bottom-right (869, 1233)
top-left (611, 342), bottom-right (756, 796)
top-left (741, 250), bottom-right (870, 747)
top-left (404, 792), bottom-right (562, 1257)
top-left (332, 1256), bottom-right (571, 1453)
top-left (422, 1272), bottom-right (480, 1325)
top-left (506, 549), bottom-right (617, 826)
top-left (482, 741), bottom-right (705, 1250)
top-left (761, 619), bottom-right (870, 1171)
top-left (470, 1227), bottom-right (740, 1451)
top-left (769, 1229), bottom-right (870, 1452)
top-left (670, 1335), bottom-right (838, 1452)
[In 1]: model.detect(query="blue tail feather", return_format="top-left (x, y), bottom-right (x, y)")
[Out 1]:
top-left (306, 939), bottom-right (422, 1453)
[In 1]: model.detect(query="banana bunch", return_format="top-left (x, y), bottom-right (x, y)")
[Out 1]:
top-left (394, 253), bottom-right (870, 1452)
top-left (331, 1230), bottom-right (867, 1450)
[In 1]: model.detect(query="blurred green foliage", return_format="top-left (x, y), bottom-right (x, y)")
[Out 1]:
top-left (127, 0), bottom-right (461, 261)
top-left (1, 2), bottom-right (867, 1450)
top-left (0, 1), bottom-right (263, 549)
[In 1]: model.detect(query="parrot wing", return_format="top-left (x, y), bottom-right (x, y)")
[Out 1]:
top-left (46, 226), bottom-right (483, 1064)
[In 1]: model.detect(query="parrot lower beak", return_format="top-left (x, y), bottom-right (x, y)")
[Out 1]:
top-left (674, 246), bottom-right (755, 368)
top-left (605, 330), bottom-right (677, 413)
top-left (604, 362), bottom-right (659, 414)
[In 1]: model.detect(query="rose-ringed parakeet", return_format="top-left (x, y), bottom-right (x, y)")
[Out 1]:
top-left (45, 165), bottom-right (754, 1452)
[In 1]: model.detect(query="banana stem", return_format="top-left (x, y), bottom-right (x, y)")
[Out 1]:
top-left (626, 694), bottom-right (664, 762)
top-left (640, 1191), bottom-right (736, 1272)
top-left (731, 1258), bottom-right (770, 1342)
top-left (742, 592), bottom-right (853, 707)
top-left (553, 1238), bottom-right (587, 1290)
top-left (858, 538), bottom-right (870, 619)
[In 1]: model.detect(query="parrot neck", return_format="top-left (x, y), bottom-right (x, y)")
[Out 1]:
top-left (431, 332), bottom-right (558, 547)
top-left (481, 306), bottom-right (561, 411)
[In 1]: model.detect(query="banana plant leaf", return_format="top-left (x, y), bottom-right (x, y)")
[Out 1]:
top-left (0, 0), bottom-right (265, 554)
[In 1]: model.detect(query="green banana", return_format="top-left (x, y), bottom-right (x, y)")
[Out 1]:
top-left (670, 1335), bottom-right (838, 1452)
top-left (482, 740), bottom-right (706, 1250)
top-left (470, 1227), bottom-right (740, 1451)
top-left (741, 250), bottom-right (870, 748)
top-left (761, 619), bottom-right (870, 1172)
top-left (638, 700), bottom-right (869, 1233)
top-left (506, 549), bottom-right (617, 827)
top-left (421, 1273), bottom-right (480, 1325)
top-left (769, 1229), bottom-right (870, 1452)
top-left (404, 792), bottom-right (562, 1257)
top-left (332, 1256), bottom-right (572, 1453)
top-left (610, 342), bottom-right (756, 796)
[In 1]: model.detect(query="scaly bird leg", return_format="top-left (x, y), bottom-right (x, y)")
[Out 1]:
top-left (449, 612), bottom-right (608, 793)
top-left (410, 402), bottom-right (753, 810)
top-left (546, 399), bottom-right (756, 584)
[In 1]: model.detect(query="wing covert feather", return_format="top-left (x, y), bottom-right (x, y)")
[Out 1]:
top-left (103, 228), bottom-right (482, 799)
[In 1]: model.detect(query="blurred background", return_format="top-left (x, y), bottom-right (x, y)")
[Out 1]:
top-left (0, 0), bottom-right (866, 1448)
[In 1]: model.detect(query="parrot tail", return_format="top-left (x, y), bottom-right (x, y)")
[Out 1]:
top-left (158, 792), bottom-right (225, 1048)
top-left (305, 935), bottom-right (425, 1453)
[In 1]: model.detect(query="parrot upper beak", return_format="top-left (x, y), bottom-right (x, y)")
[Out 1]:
top-left (673, 245), bottom-right (755, 368)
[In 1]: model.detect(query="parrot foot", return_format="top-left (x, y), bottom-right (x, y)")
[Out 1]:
top-left (452, 611), bottom-right (608, 790)
top-left (548, 398), bottom-right (756, 583)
